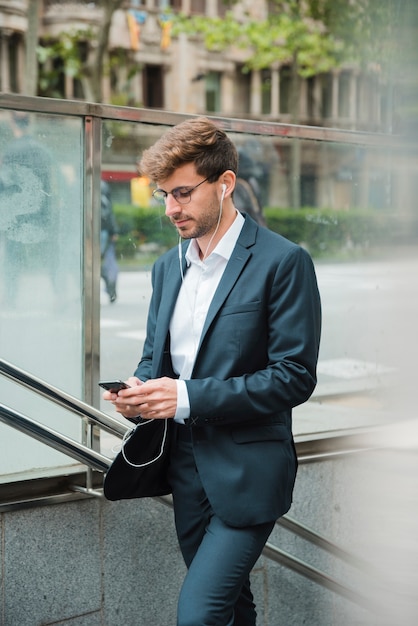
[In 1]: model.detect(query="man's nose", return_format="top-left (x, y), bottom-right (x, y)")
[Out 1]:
top-left (164, 194), bottom-right (181, 216)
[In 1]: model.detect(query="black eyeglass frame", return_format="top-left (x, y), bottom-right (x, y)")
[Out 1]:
top-left (152, 177), bottom-right (210, 205)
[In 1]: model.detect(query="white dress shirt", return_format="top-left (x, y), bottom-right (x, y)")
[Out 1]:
top-left (170, 211), bottom-right (244, 421)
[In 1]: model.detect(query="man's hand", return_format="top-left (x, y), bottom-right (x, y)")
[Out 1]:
top-left (102, 376), bottom-right (177, 420)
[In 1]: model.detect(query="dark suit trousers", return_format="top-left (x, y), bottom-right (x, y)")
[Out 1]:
top-left (170, 424), bottom-right (275, 626)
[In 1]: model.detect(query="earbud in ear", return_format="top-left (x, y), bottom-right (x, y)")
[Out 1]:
top-left (222, 183), bottom-right (227, 192)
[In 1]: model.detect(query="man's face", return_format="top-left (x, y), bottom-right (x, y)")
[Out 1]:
top-left (158, 163), bottom-right (220, 240)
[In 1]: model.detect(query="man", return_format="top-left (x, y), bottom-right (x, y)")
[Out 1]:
top-left (103, 117), bottom-right (321, 626)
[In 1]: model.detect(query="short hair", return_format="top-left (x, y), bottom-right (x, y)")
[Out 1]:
top-left (138, 117), bottom-right (238, 183)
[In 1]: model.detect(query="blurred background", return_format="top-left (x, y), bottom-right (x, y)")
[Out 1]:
top-left (0, 2), bottom-right (417, 625)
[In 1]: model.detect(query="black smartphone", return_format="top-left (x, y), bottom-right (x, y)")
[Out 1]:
top-left (98, 380), bottom-right (130, 393)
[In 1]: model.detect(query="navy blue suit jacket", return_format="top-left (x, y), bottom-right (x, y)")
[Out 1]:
top-left (135, 215), bottom-right (321, 527)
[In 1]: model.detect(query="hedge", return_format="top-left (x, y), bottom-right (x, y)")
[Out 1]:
top-left (113, 204), bottom-right (178, 260)
top-left (112, 204), bottom-right (410, 261)
top-left (263, 207), bottom-right (400, 256)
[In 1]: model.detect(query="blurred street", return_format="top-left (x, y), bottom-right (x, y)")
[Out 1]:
top-left (99, 253), bottom-right (418, 437)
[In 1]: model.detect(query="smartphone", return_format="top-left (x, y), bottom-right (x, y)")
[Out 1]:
top-left (98, 380), bottom-right (130, 393)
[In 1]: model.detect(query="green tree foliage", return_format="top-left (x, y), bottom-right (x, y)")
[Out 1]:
top-left (173, 0), bottom-right (399, 78)
top-left (37, 30), bottom-right (92, 98)
top-left (90, 0), bottom-right (126, 102)
top-left (173, 0), bottom-right (417, 207)
top-left (174, 2), bottom-right (342, 77)
top-left (173, 0), bottom-right (350, 77)
top-left (37, 0), bottom-right (125, 102)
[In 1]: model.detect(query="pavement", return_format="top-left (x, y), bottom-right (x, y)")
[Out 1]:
top-left (99, 253), bottom-right (418, 449)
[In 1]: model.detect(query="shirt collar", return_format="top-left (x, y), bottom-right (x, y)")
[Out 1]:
top-left (186, 211), bottom-right (245, 266)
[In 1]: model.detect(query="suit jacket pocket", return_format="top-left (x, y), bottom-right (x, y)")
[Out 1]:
top-left (231, 423), bottom-right (290, 443)
top-left (219, 301), bottom-right (261, 316)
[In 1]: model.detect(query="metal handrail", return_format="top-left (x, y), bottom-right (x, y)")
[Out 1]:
top-left (277, 515), bottom-right (368, 570)
top-left (0, 398), bottom-right (376, 611)
top-left (155, 494), bottom-right (374, 611)
top-left (261, 542), bottom-right (373, 611)
top-left (0, 92), bottom-right (401, 147)
top-left (1, 358), bottom-right (378, 460)
top-left (0, 403), bottom-right (110, 473)
top-left (0, 358), bottom-right (128, 438)
top-left (0, 358), bottom-right (378, 610)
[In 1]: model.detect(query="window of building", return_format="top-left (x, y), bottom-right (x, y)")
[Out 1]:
top-left (307, 76), bottom-right (316, 119)
top-left (191, 0), bottom-right (206, 14)
top-left (38, 55), bottom-right (66, 99)
top-left (143, 65), bottom-right (164, 109)
top-left (162, 0), bottom-right (182, 9)
top-left (357, 74), bottom-right (373, 125)
top-left (205, 72), bottom-right (221, 112)
top-left (339, 71), bottom-right (351, 118)
top-left (234, 67), bottom-right (251, 116)
top-left (261, 69), bottom-right (272, 115)
top-left (356, 74), bottom-right (363, 123)
top-left (8, 34), bottom-right (21, 92)
top-left (320, 73), bottom-right (333, 119)
top-left (217, 0), bottom-right (234, 17)
top-left (380, 85), bottom-right (391, 130)
top-left (279, 66), bottom-right (292, 114)
top-left (301, 165), bottom-right (317, 207)
top-left (134, 0), bottom-right (181, 7)
top-left (37, 37), bottom-right (89, 100)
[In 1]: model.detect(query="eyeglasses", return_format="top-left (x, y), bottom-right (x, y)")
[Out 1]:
top-left (152, 177), bottom-right (210, 205)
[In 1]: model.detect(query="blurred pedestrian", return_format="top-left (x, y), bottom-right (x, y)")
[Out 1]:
top-left (233, 148), bottom-right (266, 226)
top-left (100, 180), bottom-right (119, 303)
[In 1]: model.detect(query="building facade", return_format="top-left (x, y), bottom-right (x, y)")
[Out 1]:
top-left (2, 1), bottom-right (417, 222)
top-left (0, 0), bottom-right (388, 132)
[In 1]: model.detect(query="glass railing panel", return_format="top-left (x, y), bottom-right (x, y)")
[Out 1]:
top-left (1, 99), bottom-right (414, 480)
top-left (0, 108), bottom-right (85, 481)
top-left (99, 119), bottom-right (418, 441)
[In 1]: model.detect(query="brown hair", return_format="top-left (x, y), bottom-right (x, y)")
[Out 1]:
top-left (138, 117), bottom-right (238, 183)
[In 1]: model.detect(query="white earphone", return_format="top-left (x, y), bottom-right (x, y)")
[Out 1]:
top-left (221, 183), bottom-right (226, 202)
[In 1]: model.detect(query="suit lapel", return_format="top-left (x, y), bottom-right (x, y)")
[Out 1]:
top-left (153, 252), bottom-right (185, 375)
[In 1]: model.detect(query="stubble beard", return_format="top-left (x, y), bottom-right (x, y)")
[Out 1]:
top-left (172, 197), bottom-right (220, 241)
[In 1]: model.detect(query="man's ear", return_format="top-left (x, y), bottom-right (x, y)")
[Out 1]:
top-left (220, 170), bottom-right (236, 197)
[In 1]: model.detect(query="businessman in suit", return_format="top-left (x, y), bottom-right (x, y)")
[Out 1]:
top-left (103, 117), bottom-right (321, 626)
